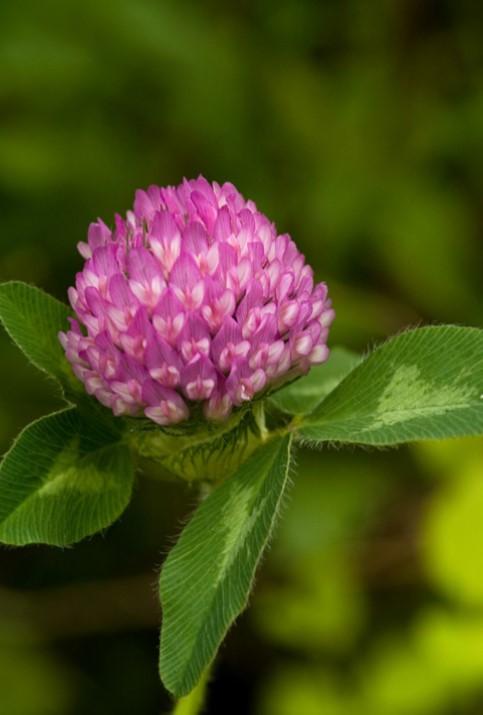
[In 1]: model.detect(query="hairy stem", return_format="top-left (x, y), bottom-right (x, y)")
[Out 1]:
top-left (172, 669), bottom-right (210, 715)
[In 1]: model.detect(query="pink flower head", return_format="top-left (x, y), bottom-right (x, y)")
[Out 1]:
top-left (60, 177), bottom-right (334, 426)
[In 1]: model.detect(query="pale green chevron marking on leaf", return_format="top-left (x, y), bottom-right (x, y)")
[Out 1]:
top-left (159, 435), bottom-right (292, 697)
top-left (269, 347), bottom-right (360, 415)
top-left (376, 364), bottom-right (424, 418)
top-left (0, 408), bottom-right (134, 546)
top-left (216, 478), bottom-right (266, 585)
top-left (0, 281), bottom-right (72, 385)
top-left (39, 438), bottom-right (122, 497)
top-left (367, 364), bottom-right (475, 431)
top-left (299, 326), bottom-right (483, 446)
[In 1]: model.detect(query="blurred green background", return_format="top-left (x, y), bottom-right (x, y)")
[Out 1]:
top-left (0, 1), bottom-right (482, 713)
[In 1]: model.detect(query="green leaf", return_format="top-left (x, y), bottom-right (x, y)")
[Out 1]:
top-left (159, 435), bottom-right (292, 697)
top-left (269, 347), bottom-right (360, 415)
top-left (299, 326), bottom-right (483, 446)
top-left (0, 408), bottom-right (134, 546)
top-left (0, 281), bottom-right (71, 384)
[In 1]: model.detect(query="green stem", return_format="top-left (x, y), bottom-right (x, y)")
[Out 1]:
top-left (253, 401), bottom-right (268, 442)
top-left (172, 669), bottom-right (210, 715)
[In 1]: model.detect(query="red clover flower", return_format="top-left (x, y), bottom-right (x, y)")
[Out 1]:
top-left (60, 177), bottom-right (334, 425)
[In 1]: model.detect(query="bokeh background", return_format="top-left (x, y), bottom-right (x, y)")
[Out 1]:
top-left (1, 1), bottom-right (482, 713)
